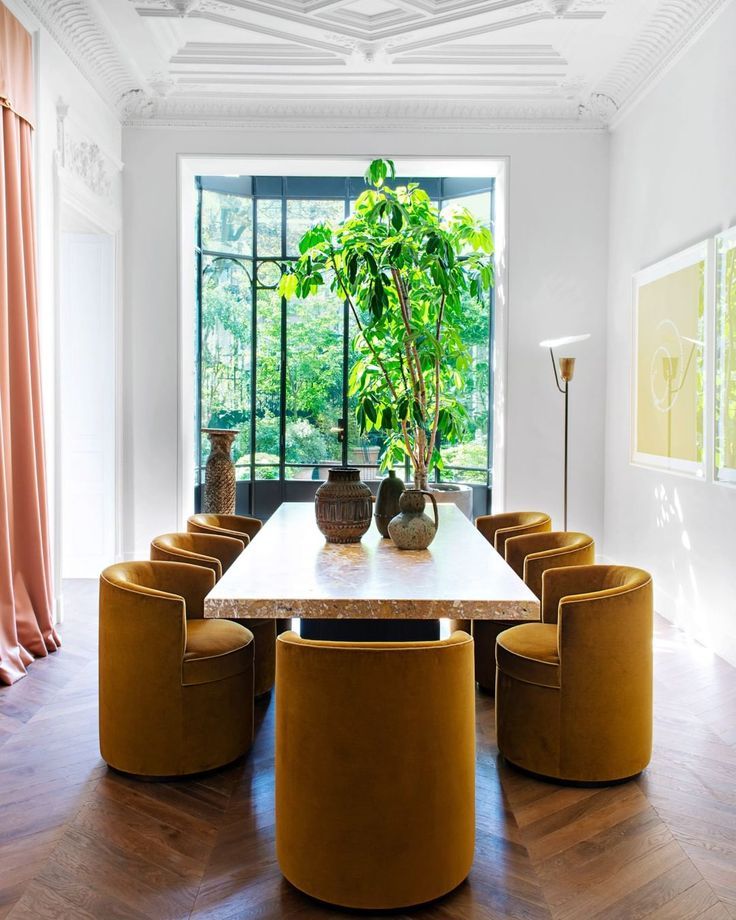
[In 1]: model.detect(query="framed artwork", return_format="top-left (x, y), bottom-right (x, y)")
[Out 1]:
top-left (632, 242), bottom-right (707, 477)
top-left (715, 226), bottom-right (736, 485)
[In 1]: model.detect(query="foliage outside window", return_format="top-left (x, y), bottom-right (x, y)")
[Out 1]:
top-left (195, 173), bottom-right (495, 500)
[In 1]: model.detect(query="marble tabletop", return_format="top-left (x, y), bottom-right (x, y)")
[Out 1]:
top-left (204, 502), bottom-right (540, 621)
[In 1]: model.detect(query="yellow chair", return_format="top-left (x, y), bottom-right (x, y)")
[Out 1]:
top-left (99, 561), bottom-right (254, 778)
top-left (496, 564), bottom-right (653, 784)
top-left (150, 532), bottom-right (276, 697)
top-left (476, 511), bottom-right (552, 556)
top-left (455, 511), bottom-right (552, 691)
top-left (186, 513), bottom-right (290, 634)
top-left (187, 512), bottom-right (262, 544)
top-left (504, 531), bottom-right (596, 600)
top-left (276, 631), bottom-right (475, 910)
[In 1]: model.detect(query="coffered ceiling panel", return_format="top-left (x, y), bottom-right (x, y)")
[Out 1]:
top-left (25, 0), bottom-right (731, 129)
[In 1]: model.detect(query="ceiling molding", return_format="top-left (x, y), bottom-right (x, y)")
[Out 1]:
top-left (25, 0), bottom-right (732, 131)
top-left (24, 0), bottom-right (141, 114)
top-left (122, 95), bottom-right (607, 131)
top-left (597, 0), bottom-right (733, 126)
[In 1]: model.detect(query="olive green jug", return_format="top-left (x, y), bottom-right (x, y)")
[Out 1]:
top-left (374, 470), bottom-right (405, 537)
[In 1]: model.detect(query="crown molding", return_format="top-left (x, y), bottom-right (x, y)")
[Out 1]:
top-left (598, 0), bottom-right (732, 128)
top-left (123, 95), bottom-right (608, 131)
top-left (24, 0), bottom-right (140, 114)
top-left (24, 0), bottom-right (733, 133)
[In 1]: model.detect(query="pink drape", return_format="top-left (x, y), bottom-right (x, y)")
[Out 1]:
top-left (0, 3), bottom-right (58, 685)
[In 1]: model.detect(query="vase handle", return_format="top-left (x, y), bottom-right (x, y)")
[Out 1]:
top-left (421, 490), bottom-right (439, 532)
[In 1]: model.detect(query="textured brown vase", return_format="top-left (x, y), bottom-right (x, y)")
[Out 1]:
top-left (203, 429), bottom-right (238, 514)
top-left (315, 468), bottom-right (373, 544)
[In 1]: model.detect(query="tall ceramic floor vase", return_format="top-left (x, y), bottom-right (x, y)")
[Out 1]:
top-left (374, 470), bottom-right (405, 537)
top-left (203, 429), bottom-right (239, 514)
top-left (315, 468), bottom-right (373, 544)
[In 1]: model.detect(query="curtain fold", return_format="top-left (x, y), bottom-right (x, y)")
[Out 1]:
top-left (0, 3), bottom-right (57, 685)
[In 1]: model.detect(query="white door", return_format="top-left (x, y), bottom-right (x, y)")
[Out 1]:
top-left (59, 233), bottom-right (116, 577)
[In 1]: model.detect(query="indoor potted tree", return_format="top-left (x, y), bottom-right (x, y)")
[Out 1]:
top-left (278, 158), bottom-right (494, 500)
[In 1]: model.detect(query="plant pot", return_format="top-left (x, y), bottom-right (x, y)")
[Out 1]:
top-left (426, 482), bottom-right (474, 520)
top-left (315, 468), bottom-right (373, 544)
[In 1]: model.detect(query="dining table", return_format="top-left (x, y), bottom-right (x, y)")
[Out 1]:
top-left (204, 501), bottom-right (540, 624)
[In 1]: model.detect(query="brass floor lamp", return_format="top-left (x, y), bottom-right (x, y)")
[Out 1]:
top-left (539, 334), bottom-right (591, 530)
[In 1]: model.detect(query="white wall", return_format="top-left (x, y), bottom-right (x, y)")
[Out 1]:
top-left (60, 233), bottom-right (116, 578)
top-left (604, 0), bottom-right (736, 664)
top-left (122, 127), bottom-right (609, 558)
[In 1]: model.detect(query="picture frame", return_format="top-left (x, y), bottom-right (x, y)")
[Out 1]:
top-left (715, 225), bottom-right (736, 485)
top-left (631, 242), bottom-right (708, 477)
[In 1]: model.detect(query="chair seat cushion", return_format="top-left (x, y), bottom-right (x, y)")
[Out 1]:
top-left (496, 623), bottom-right (560, 689)
top-left (183, 619), bottom-right (254, 686)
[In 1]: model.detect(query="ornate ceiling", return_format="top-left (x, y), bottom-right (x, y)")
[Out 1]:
top-left (27, 0), bottom-right (731, 128)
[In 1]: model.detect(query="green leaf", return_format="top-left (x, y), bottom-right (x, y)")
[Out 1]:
top-left (366, 159), bottom-right (387, 188)
top-left (278, 272), bottom-right (298, 300)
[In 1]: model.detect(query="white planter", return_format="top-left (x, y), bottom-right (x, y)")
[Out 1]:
top-left (427, 483), bottom-right (474, 520)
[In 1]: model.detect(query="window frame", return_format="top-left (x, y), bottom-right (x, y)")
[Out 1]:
top-left (194, 173), bottom-right (496, 511)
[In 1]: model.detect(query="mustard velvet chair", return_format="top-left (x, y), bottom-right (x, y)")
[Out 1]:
top-left (454, 511), bottom-right (552, 691)
top-left (496, 564), bottom-right (653, 784)
top-left (275, 631), bottom-right (476, 910)
top-left (475, 510), bottom-right (552, 556)
top-left (187, 512), bottom-right (262, 543)
top-left (99, 561), bottom-right (255, 778)
top-left (150, 532), bottom-right (276, 697)
top-left (186, 513), bottom-right (291, 634)
top-left (504, 531), bottom-right (596, 600)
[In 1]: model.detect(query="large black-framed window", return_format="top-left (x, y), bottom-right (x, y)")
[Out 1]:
top-left (195, 174), bottom-right (495, 518)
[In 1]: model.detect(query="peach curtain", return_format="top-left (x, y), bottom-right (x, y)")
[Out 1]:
top-left (0, 3), bottom-right (58, 684)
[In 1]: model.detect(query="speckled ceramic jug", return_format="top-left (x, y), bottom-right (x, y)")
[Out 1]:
top-left (387, 489), bottom-right (439, 550)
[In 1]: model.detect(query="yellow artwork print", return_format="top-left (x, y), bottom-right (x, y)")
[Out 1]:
top-left (635, 259), bottom-right (704, 468)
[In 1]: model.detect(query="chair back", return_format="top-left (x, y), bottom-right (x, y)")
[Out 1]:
top-left (187, 512), bottom-right (262, 543)
top-left (275, 630), bottom-right (475, 910)
top-left (150, 532), bottom-right (244, 578)
top-left (505, 531), bottom-right (595, 599)
top-left (543, 564), bottom-right (653, 778)
top-left (475, 511), bottom-right (551, 556)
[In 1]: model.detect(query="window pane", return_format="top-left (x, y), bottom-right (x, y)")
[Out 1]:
top-left (200, 256), bottom-right (252, 481)
top-left (286, 199), bottom-right (344, 256)
top-left (442, 191), bottom-right (491, 225)
top-left (257, 199), bottom-right (281, 257)
top-left (438, 287), bottom-right (490, 485)
top-left (255, 288), bottom-right (281, 478)
top-left (347, 311), bottom-right (386, 482)
top-left (285, 283), bottom-right (343, 476)
top-left (439, 190), bottom-right (492, 484)
top-left (202, 189), bottom-right (252, 255)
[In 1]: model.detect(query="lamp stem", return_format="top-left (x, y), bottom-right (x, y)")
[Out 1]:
top-left (563, 380), bottom-right (570, 530)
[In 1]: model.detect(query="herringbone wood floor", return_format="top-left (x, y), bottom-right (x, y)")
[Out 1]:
top-left (1, 581), bottom-right (735, 920)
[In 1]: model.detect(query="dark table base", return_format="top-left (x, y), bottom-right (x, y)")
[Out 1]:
top-left (298, 619), bottom-right (440, 642)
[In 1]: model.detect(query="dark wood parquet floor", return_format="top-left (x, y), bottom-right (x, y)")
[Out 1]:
top-left (1, 580), bottom-right (735, 919)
